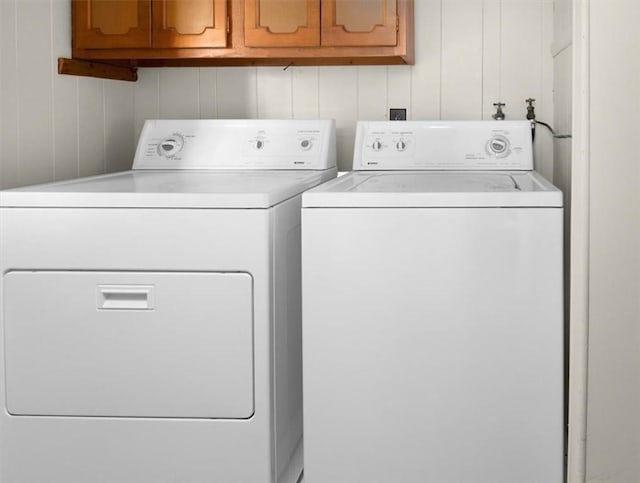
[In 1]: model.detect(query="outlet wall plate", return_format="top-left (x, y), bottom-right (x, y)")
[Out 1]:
top-left (390, 108), bottom-right (407, 121)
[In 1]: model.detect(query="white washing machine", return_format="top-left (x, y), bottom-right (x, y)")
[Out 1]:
top-left (0, 119), bottom-right (336, 483)
top-left (302, 121), bottom-right (563, 483)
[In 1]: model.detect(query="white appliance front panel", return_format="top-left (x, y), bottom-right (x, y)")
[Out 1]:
top-left (4, 270), bottom-right (254, 419)
top-left (302, 207), bottom-right (564, 483)
top-left (133, 119), bottom-right (336, 170)
top-left (0, 207), bottom-right (277, 483)
top-left (353, 120), bottom-right (533, 170)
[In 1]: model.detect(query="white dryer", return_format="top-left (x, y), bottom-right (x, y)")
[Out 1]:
top-left (302, 121), bottom-right (563, 483)
top-left (0, 119), bottom-right (336, 483)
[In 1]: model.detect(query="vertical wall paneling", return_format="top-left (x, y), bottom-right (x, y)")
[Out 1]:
top-left (16, 0), bottom-right (54, 185)
top-left (554, 45), bottom-right (573, 481)
top-left (553, 0), bottom-right (572, 55)
top-left (77, 78), bottom-right (105, 177)
top-left (199, 68), bottom-right (218, 119)
top-left (216, 68), bottom-right (258, 119)
top-left (159, 68), bottom-right (200, 119)
top-left (567, 2), bottom-right (589, 480)
top-left (387, 66), bottom-right (412, 119)
top-left (410, 0), bottom-right (441, 120)
top-left (551, 0), bottom-right (573, 318)
top-left (440, 0), bottom-right (483, 120)
top-left (52, 0), bottom-right (79, 181)
top-left (0, 0), bottom-right (19, 189)
top-left (0, 0), bottom-right (137, 190)
top-left (292, 67), bottom-right (319, 120)
top-left (104, 80), bottom-right (135, 173)
top-left (357, 66), bottom-right (388, 121)
top-left (482, 0), bottom-right (501, 120)
top-left (553, 48), bottom-right (572, 196)
top-left (318, 67), bottom-right (358, 170)
top-left (134, 68), bottom-right (161, 139)
top-left (256, 67), bottom-right (293, 119)
top-left (500, 1), bottom-right (542, 120)
top-left (537, 0), bottom-right (555, 181)
top-left (586, 2), bottom-right (640, 480)
top-left (551, 4), bottom-right (573, 470)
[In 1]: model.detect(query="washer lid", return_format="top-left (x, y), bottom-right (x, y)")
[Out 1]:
top-left (1, 169), bottom-right (336, 208)
top-left (302, 171), bottom-right (563, 208)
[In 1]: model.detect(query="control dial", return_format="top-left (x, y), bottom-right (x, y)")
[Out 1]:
top-left (372, 139), bottom-right (383, 151)
top-left (300, 139), bottom-right (313, 151)
top-left (252, 138), bottom-right (266, 150)
top-left (396, 139), bottom-right (407, 152)
top-left (486, 135), bottom-right (510, 158)
top-left (157, 134), bottom-right (184, 157)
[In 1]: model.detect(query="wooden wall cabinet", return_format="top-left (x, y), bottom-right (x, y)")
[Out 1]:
top-left (73, 0), bottom-right (152, 49)
top-left (152, 0), bottom-right (228, 48)
top-left (65, 0), bottom-right (413, 81)
top-left (73, 0), bottom-right (228, 52)
top-left (323, 0), bottom-right (398, 47)
top-left (244, 0), bottom-right (398, 48)
top-left (244, 0), bottom-right (321, 47)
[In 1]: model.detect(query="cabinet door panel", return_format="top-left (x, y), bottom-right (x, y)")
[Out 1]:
top-left (153, 0), bottom-right (227, 48)
top-left (322, 0), bottom-right (397, 47)
top-left (244, 0), bottom-right (320, 47)
top-left (74, 0), bottom-right (151, 49)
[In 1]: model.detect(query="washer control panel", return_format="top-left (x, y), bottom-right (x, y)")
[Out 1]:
top-left (354, 120), bottom-right (533, 171)
top-left (134, 119), bottom-right (336, 170)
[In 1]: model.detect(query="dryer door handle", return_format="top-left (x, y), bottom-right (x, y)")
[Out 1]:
top-left (97, 285), bottom-right (155, 311)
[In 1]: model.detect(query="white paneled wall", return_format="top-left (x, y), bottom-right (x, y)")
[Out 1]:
top-left (551, 1), bottom-right (572, 477)
top-left (0, 0), bottom-right (135, 190)
top-left (552, 0), bottom-right (572, 327)
top-left (586, 2), bottom-right (640, 481)
top-left (1, 0), bottom-right (555, 187)
top-left (135, 0), bottom-right (555, 173)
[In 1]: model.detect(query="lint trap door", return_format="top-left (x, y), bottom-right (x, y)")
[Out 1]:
top-left (3, 271), bottom-right (254, 419)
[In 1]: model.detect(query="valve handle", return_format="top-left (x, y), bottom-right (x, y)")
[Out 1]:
top-left (526, 98), bottom-right (536, 120)
top-left (492, 102), bottom-right (506, 120)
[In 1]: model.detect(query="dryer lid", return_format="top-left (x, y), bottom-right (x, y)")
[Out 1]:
top-left (302, 171), bottom-right (563, 208)
top-left (1, 169), bottom-right (336, 208)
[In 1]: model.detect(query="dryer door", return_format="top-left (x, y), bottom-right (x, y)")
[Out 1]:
top-left (3, 270), bottom-right (254, 419)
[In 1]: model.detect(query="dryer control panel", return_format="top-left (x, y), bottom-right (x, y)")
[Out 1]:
top-left (134, 119), bottom-right (336, 170)
top-left (354, 120), bottom-right (533, 171)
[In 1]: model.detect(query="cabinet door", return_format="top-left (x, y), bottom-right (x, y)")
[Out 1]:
top-left (244, 0), bottom-right (320, 47)
top-left (322, 0), bottom-right (397, 47)
top-left (73, 0), bottom-right (151, 49)
top-left (152, 0), bottom-right (227, 48)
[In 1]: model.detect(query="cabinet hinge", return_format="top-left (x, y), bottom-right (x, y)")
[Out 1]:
top-left (227, 15), bottom-right (231, 34)
top-left (396, 15), bottom-right (399, 32)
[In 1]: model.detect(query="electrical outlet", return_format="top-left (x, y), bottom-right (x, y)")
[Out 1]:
top-left (390, 108), bottom-right (407, 121)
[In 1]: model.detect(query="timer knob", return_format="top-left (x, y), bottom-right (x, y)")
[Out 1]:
top-left (157, 134), bottom-right (184, 157)
top-left (486, 135), bottom-right (510, 157)
top-left (372, 140), bottom-right (383, 151)
top-left (253, 139), bottom-right (265, 150)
